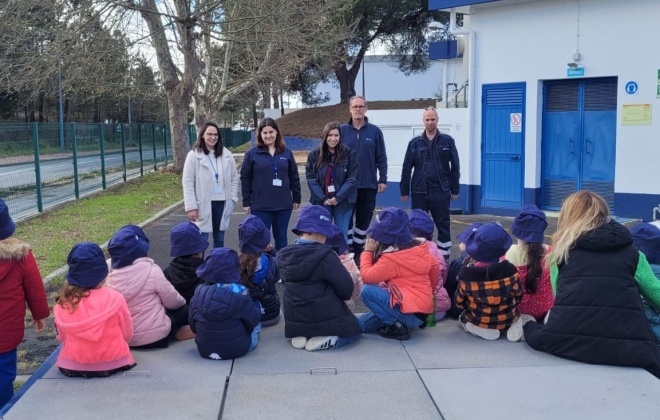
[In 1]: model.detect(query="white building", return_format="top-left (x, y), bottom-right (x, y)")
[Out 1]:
top-left (376, 0), bottom-right (660, 221)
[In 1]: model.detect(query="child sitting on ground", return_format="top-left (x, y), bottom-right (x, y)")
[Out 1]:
top-left (54, 242), bottom-right (136, 378)
top-left (276, 205), bottom-right (362, 351)
top-left (359, 208), bottom-right (439, 341)
top-left (445, 223), bottom-right (482, 319)
top-left (190, 247), bottom-right (261, 359)
top-left (106, 225), bottom-right (193, 349)
top-left (238, 215), bottom-right (281, 326)
top-left (0, 199), bottom-right (49, 407)
top-left (629, 222), bottom-right (660, 344)
top-left (456, 222), bottom-right (531, 342)
top-left (505, 205), bottom-right (554, 320)
top-left (326, 224), bottom-right (362, 312)
top-left (408, 209), bottom-right (449, 322)
top-left (163, 222), bottom-right (209, 304)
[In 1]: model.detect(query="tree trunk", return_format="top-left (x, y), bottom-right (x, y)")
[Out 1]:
top-left (334, 63), bottom-right (358, 104)
top-left (272, 90), bottom-right (279, 109)
top-left (167, 92), bottom-right (190, 173)
top-left (251, 102), bottom-right (258, 131)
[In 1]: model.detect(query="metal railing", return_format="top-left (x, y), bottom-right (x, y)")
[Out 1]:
top-left (0, 122), bottom-right (252, 221)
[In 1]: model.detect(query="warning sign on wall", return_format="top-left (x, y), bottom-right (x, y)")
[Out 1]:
top-left (510, 113), bottom-right (522, 133)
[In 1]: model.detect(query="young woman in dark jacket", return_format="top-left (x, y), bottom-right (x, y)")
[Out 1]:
top-left (523, 191), bottom-right (660, 378)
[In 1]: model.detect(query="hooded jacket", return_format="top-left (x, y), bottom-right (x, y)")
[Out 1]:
top-left (106, 257), bottom-right (186, 346)
top-left (54, 287), bottom-right (135, 371)
top-left (245, 253), bottom-right (281, 324)
top-left (360, 243), bottom-right (440, 315)
top-left (277, 242), bottom-right (361, 338)
top-left (189, 282), bottom-right (261, 360)
top-left (163, 256), bottom-right (204, 304)
top-left (524, 220), bottom-right (660, 378)
top-left (0, 238), bottom-right (50, 353)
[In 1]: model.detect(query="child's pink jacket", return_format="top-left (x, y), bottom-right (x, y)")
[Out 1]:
top-left (339, 253), bottom-right (363, 312)
top-left (421, 239), bottom-right (450, 314)
top-left (55, 287), bottom-right (135, 371)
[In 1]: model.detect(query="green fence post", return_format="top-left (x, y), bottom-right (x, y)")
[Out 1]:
top-left (152, 123), bottom-right (157, 171)
top-left (163, 124), bottom-right (168, 166)
top-left (71, 123), bottom-right (79, 199)
top-left (32, 123), bottom-right (43, 213)
top-left (138, 124), bottom-right (144, 176)
top-left (120, 123), bottom-right (127, 182)
top-left (100, 123), bottom-right (107, 189)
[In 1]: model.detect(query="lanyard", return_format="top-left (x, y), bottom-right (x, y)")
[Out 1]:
top-left (272, 153), bottom-right (279, 178)
top-left (207, 154), bottom-right (219, 183)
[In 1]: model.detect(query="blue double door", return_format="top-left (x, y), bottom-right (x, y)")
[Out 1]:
top-left (541, 78), bottom-right (617, 210)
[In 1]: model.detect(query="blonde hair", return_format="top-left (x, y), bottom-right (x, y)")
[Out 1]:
top-left (548, 190), bottom-right (610, 267)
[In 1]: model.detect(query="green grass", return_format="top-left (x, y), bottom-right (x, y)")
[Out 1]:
top-left (229, 142), bottom-right (252, 153)
top-left (14, 381), bottom-right (24, 392)
top-left (14, 171), bottom-right (182, 277)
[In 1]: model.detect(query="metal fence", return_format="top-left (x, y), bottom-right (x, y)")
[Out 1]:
top-left (0, 122), bottom-right (251, 221)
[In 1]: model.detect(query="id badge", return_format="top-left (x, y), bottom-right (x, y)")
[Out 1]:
top-left (212, 184), bottom-right (223, 194)
top-left (327, 185), bottom-right (336, 193)
top-left (272, 178), bottom-right (283, 187)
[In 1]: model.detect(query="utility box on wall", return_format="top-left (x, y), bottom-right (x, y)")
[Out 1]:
top-left (429, 40), bottom-right (461, 60)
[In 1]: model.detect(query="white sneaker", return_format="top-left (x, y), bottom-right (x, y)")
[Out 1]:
top-left (291, 337), bottom-right (307, 349)
top-left (304, 336), bottom-right (339, 351)
top-left (507, 314), bottom-right (536, 342)
top-left (465, 323), bottom-right (500, 340)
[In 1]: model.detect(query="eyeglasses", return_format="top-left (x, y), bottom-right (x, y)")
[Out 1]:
top-left (350, 105), bottom-right (366, 109)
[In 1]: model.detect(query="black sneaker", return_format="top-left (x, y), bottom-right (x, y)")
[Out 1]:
top-left (378, 321), bottom-right (410, 341)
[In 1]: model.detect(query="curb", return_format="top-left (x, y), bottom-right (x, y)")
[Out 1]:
top-left (41, 199), bottom-right (185, 287)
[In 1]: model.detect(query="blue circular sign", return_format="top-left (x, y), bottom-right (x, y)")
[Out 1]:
top-left (625, 81), bottom-right (638, 94)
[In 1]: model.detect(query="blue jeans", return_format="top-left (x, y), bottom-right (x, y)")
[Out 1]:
top-left (335, 333), bottom-right (362, 348)
top-left (324, 205), bottom-right (352, 243)
top-left (252, 209), bottom-right (293, 251)
top-left (248, 323), bottom-right (262, 352)
top-left (0, 348), bottom-right (17, 409)
top-left (359, 285), bottom-right (424, 333)
top-left (201, 201), bottom-right (226, 248)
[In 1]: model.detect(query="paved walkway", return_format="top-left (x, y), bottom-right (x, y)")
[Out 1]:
top-left (2, 185), bottom-right (658, 419)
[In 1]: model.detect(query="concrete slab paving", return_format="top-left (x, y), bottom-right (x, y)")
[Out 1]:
top-left (404, 319), bottom-right (580, 369)
top-left (232, 317), bottom-right (416, 375)
top-left (223, 370), bottom-right (440, 420)
top-left (420, 364), bottom-right (660, 420)
top-left (4, 376), bottom-right (226, 420)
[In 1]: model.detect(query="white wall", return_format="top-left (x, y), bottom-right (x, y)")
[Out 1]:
top-left (465, 0), bottom-right (660, 194)
top-left (314, 57), bottom-right (463, 105)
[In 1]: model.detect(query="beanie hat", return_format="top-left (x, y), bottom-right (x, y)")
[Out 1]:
top-left (367, 207), bottom-right (413, 246)
top-left (292, 205), bottom-right (335, 238)
top-left (408, 209), bottom-right (434, 240)
top-left (456, 222), bottom-right (483, 244)
top-left (239, 215), bottom-right (271, 254)
top-left (511, 205), bottom-right (548, 243)
top-left (108, 225), bottom-right (150, 269)
top-left (196, 247), bottom-right (240, 284)
top-left (630, 223), bottom-right (660, 265)
top-left (0, 198), bottom-right (16, 240)
top-left (170, 222), bottom-right (208, 257)
top-left (66, 242), bottom-right (109, 288)
top-left (326, 224), bottom-right (348, 254)
top-left (466, 222), bottom-right (512, 264)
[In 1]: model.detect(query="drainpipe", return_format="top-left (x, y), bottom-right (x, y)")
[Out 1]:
top-left (449, 10), bottom-right (476, 213)
top-left (442, 60), bottom-right (448, 107)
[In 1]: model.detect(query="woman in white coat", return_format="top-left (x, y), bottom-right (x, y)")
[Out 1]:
top-left (182, 122), bottom-right (240, 248)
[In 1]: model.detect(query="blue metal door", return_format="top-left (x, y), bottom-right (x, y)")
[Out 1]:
top-left (541, 78), bottom-right (617, 209)
top-left (481, 83), bottom-right (525, 208)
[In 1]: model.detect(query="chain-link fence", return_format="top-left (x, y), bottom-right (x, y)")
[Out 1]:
top-left (0, 122), bottom-right (251, 221)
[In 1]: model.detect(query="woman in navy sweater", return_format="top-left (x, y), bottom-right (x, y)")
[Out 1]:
top-left (240, 118), bottom-right (301, 250)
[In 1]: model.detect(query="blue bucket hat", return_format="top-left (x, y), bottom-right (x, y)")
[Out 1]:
top-left (196, 247), bottom-right (240, 284)
top-left (292, 205), bottom-right (335, 238)
top-left (0, 198), bottom-right (16, 240)
top-left (66, 242), bottom-right (109, 288)
top-left (239, 215), bottom-right (271, 254)
top-left (511, 205), bottom-right (548, 243)
top-left (466, 222), bottom-right (512, 264)
top-left (170, 222), bottom-right (208, 257)
top-left (326, 224), bottom-right (348, 254)
top-left (456, 222), bottom-right (483, 244)
top-left (367, 207), bottom-right (413, 246)
top-left (108, 225), bottom-right (150, 269)
top-left (408, 209), bottom-right (434, 240)
top-left (630, 223), bottom-right (660, 265)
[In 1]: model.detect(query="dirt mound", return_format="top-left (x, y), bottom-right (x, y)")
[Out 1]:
top-left (278, 99), bottom-right (436, 139)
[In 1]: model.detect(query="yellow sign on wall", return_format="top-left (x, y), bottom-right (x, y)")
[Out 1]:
top-left (622, 104), bottom-right (652, 125)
